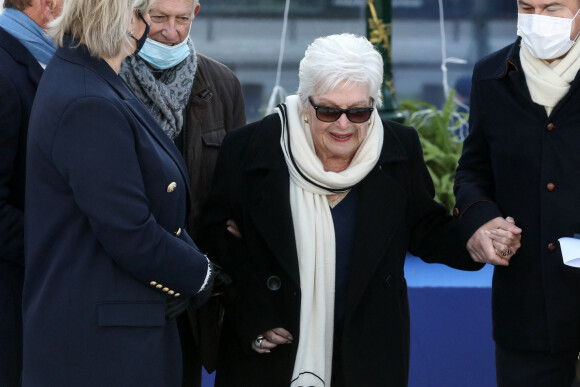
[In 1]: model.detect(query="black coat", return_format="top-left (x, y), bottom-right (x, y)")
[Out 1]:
top-left (0, 26), bottom-right (43, 386)
top-left (201, 114), bottom-right (482, 386)
top-left (454, 38), bottom-right (580, 352)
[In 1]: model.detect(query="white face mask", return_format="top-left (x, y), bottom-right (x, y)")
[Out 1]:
top-left (517, 9), bottom-right (580, 60)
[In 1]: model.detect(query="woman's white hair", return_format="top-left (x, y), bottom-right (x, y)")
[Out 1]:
top-left (48, 0), bottom-right (151, 59)
top-left (298, 33), bottom-right (384, 108)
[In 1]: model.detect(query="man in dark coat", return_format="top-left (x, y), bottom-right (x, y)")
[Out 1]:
top-left (454, 0), bottom-right (580, 385)
top-left (0, 0), bottom-right (62, 384)
top-left (119, 0), bottom-right (246, 385)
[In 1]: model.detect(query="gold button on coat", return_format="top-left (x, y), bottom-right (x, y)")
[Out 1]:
top-left (174, 228), bottom-right (182, 237)
top-left (174, 293), bottom-right (181, 297)
top-left (167, 182), bottom-right (177, 193)
top-left (149, 281), bottom-right (157, 286)
top-left (162, 287), bottom-right (169, 292)
top-left (156, 284), bottom-right (163, 289)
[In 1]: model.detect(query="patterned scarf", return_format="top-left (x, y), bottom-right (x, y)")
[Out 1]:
top-left (120, 38), bottom-right (197, 140)
top-left (0, 8), bottom-right (56, 64)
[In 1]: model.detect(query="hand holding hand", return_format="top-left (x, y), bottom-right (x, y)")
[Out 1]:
top-left (486, 216), bottom-right (522, 260)
top-left (251, 327), bottom-right (294, 354)
top-left (467, 216), bottom-right (522, 266)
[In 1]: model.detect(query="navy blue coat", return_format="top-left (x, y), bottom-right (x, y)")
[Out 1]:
top-left (23, 40), bottom-right (210, 386)
top-left (454, 38), bottom-right (580, 352)
top-left (0, 26), bottom-right (43, 386)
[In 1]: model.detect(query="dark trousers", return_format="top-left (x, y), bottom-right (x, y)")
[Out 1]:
top-left (177, 313), bottom-right (202, 387)
top-left (496, 343), bottom-right (579, 387)
top-left (0, 261), bottom-right (24, 387)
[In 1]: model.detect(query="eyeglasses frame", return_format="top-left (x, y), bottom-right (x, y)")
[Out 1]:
top-left (308, 96), bottom-right (375, 123)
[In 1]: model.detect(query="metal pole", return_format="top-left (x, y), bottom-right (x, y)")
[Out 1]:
top-left (366, 0), bottom-right (404, 122)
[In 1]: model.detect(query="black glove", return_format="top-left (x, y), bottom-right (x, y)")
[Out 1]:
top-left (165, 295), bottom-right (191, 320)
top-left (212, 262), bottom-right (232, 293)
top-left (189, 260), bottom-right (216, 311)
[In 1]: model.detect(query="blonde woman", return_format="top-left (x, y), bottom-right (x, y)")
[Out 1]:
top-left (22, 0), bottom-right (213, 385)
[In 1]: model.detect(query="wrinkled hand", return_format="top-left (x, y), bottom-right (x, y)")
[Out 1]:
top-left (251, 327), bottom-right (294, 354)
top-left (467, 216), bottom-right (522, 266)
top-left (226, 219), bottom-right (242, 239)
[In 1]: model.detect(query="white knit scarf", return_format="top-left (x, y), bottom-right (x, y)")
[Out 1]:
top-left (520, 40), bottom-right (580, 115)
top-left (277, 95), bottom-right (383, 387)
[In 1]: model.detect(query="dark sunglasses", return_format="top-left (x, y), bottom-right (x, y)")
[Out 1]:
top-left (308, 96), bottom-right (374, 123)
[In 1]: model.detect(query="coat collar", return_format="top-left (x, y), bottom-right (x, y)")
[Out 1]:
top-left (187, 55), bottom-right (212, 126)
top-left (56, 36), bottom-right (136, 100)
top-left (496, 37), bottom-right (521, 79)
top-left (0, 26), bottom-right (43, 86)
top-left (55, 37), bottom-right (192, 198)
top-left (487, 36), bottom-right (580, 117)
top-left (472, 37), bottom-right (522, 83)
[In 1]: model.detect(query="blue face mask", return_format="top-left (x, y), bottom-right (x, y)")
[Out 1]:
top-left (138, 36), bottom-right (190, 70)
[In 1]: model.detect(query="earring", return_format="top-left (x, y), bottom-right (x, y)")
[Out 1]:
top-left (304, 116), bottom-right (309, 124)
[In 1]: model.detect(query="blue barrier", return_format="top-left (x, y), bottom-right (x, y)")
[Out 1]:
top-left (406, 255), bottom-right (495, 387)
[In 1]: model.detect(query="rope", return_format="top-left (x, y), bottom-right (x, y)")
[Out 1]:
top-left (438, 0), bottom-right (467, 100)
top-left (265, 0), bottom-right (291, 115)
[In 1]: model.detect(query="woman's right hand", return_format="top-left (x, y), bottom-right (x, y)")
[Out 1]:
top-left (251, 327), bottom-right (294, 354)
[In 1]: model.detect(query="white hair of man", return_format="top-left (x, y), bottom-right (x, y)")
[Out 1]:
top-left (298, 33), bottom-right (384, 108)
top-left (48, 0), bottom-right (151, 59)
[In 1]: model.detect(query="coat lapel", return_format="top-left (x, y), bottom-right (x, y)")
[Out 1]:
top-left (0, 27), bottom-right (43, 86)
top-left (345, 122), bottom-right (408, 318)
top-left (55, 40), bottom-right (191, 197)
top-left (122, 98), bottom-right (192, 194)
top-left (244, 118), bottom-right (300, 286)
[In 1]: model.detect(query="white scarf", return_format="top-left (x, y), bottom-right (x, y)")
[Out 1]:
top-left (520, 40), bottom-right (580, 115)
top-left (277, 95), bottom-right (383, 387)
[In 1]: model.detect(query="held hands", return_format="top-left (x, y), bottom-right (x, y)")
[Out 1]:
top-left (467, 216), bottom-right (522, 266)
top-left (251, 327), bottom-right (294, 354)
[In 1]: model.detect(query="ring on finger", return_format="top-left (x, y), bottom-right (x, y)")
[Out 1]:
top-left (255, 336), bottom-right (264, 349)
top-left (502, 247), bottom-right (512, 257)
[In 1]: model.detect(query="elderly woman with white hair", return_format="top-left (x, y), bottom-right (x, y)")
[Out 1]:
top-left (22, 0), bottom-right (213, 385)
top-left (200, 33), bottom-right (519, 386)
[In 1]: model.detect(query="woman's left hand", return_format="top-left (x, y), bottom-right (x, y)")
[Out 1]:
top-left (251, 327), bottom-right (294, 354)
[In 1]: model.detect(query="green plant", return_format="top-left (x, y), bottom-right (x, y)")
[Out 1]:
top-left (399, 90), bottom-right (466, 211)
